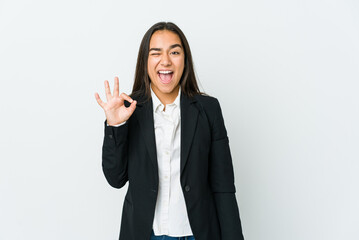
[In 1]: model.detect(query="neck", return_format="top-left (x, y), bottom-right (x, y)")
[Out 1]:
top-left (152, 85), bottom-right (180, 105)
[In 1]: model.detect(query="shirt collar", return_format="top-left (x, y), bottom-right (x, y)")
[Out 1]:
top-left (150, 84), bottom-right (181, 112)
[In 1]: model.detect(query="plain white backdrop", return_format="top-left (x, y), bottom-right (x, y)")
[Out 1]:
top-left (0, 0), bottom-right (358, 239)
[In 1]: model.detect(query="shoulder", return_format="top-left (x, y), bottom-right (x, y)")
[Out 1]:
top-left (194, 94), bottom-right (218, 104)
top-left (192, 94), bottom-right (224, 127)
top-left (193, 94), bottom-right (228, 138)
top-left (193, 94), bottom-right (222, 114)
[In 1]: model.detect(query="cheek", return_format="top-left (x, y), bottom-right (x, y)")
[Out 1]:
top-left (176, 59), bottom-right (185, 73)
top-left (173, 56), bottom-right (184, 66)
top-left (147, 61), bottom-right (155, 76)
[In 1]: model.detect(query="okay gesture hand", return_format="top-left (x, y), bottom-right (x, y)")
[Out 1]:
top-left (95, 76), bottom-right (137, 126)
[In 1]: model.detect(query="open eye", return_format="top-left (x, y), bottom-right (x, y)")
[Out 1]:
top-left (171, 51), bottom-right (180, 55)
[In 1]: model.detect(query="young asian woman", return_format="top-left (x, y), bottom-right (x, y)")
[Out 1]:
top-left (95, 22), bottom-right (245, 240)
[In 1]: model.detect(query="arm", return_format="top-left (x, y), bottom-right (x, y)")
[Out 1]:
top-left (95, 76), bottom-right (136, 189)
top-left (209, 99), bottom-right (245, 240)
top-left (102, 119), bottom-right (129, 188)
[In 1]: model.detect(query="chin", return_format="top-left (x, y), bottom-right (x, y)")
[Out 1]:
top-left (159, 84), bottom-right (177, 93)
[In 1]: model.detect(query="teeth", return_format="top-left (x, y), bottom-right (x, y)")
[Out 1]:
top-left (158, 70), bottom-right (173, 74)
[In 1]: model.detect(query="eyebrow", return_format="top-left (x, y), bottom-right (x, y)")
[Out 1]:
top-left (149, 44), bottom-right (182, 52)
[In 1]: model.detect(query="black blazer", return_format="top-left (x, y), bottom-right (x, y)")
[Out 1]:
top-left (102, 93), bottom-right (245, 240)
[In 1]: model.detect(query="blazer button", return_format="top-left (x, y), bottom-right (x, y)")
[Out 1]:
top-left (185, 185), bottom-right (190, 192)
top-left (108, 134), bottom-right (113, 139)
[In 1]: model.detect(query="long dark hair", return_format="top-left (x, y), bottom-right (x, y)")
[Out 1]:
top-left (131, 22), bottom-right (203, 101)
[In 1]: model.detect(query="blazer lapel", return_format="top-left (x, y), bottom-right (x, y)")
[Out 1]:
top-left (135, 98), bottom-right (158, 173)
top-left (180, 94), bottom-right (199, 174)
top-left (134, 93), bottom-right (199, 176)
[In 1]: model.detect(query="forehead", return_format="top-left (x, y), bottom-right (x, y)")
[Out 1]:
top-left (149, 30), bottom-right (182, 48)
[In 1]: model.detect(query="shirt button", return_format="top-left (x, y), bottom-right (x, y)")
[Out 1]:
top-left (185, 185), bottom-right (190, 192)
top-left (164, 176), bottom-right (168, 179)
top-left (165, 151), bottom-right (169, 155)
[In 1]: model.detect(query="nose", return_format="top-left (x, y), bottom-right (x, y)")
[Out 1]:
top-left (160, 53), bottom-right (172, 66)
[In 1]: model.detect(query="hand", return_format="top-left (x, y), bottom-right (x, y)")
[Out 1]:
top-left (95, 76), bottom-right (137, 126)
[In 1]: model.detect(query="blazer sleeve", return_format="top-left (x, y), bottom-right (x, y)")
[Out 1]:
top-left (102, 119), bottom-right (129, 189)
top-left (209, 99), bottom-right (245, 240)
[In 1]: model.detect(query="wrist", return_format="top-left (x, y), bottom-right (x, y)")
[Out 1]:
top-left (107, 120), bottom-right (126, 127)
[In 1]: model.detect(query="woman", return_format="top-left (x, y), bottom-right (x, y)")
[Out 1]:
top-left (95, 22), bottom-right (245, 240)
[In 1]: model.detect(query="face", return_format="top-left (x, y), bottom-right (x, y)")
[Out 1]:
top-left (147, 30), bottom-right (185, 103)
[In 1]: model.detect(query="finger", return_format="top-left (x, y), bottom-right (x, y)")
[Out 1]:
top-left (120, 92), bottom-right (134, 103)
top-left (94, 92), bottom-right (105, 108)
top-left (114, 76), bottom-right (119, 97)
top-left (104, 80), bottom-right (112, 102)
top-left (127, 100), bottom-right (137, 114)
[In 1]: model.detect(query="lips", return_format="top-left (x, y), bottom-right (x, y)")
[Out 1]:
top-left (157, 70), bottom-right (174, 84)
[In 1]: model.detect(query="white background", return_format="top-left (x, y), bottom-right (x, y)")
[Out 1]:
top-left (0, 0), bottom-right (358, 239)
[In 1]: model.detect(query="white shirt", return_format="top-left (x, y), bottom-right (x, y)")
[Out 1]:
top-left (151, 86), bottom-right (193, 237)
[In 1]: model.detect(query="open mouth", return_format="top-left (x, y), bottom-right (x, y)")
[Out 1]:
top-left (157, 70), bottom-right (174, 84)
